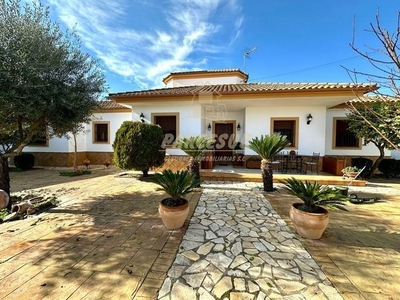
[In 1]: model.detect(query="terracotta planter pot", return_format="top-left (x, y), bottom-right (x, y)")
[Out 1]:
top-left (0, 190), bottom-right (9, 209)
top-left (11, 202), bottom-right (34, 214)
top-left (346, 171), bottom-right (359, 178)
top-left (289, 203), bottom-right (329, 239)
top-left (158, 199), bottom-right (189, 230)
top-left (17, 202), bottom-right (34, 214)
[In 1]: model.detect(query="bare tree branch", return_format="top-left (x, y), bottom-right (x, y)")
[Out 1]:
top-left (345, 11), bottom-right (400, 153)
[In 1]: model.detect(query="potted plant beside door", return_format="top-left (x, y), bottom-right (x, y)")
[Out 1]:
top-left (280, 177), bottom-right (348, 239)
top-left (152, 169), bottom-right (202, 230)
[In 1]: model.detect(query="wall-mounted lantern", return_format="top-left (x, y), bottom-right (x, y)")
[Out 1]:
top-left (306, 114), bottom-right (313, 125)
top-left (140, 113), bottom-right (145, 123)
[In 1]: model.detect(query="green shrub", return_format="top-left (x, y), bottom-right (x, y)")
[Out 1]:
top-left (113, 121), bottom-right (165, 177)
top-left (378, 159), bottom-right (400, 178)
top-left (13, 153), bottom-right (35, 170)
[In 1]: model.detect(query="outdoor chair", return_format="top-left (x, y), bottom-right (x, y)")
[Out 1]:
top-left (303, 152), bottom-right (320, 174)
top-left (271, 153), bottom-right (285, 172)
top-left (286, 150), bottom-right (303, 173)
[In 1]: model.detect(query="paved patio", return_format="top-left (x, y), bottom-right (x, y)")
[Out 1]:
top-left (158, 184), bottom-right (343, 299)
top-left (1, 167), bottom-right (399, 299)
top-left (268, 182), bottom-right (400, 300)
top-left (2, 167), bottom-right (200, 299)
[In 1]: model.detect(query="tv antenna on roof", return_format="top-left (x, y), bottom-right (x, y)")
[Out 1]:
top-left (243, 46), bottom-right (257, 72)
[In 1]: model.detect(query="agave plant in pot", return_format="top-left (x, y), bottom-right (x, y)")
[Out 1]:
top-left (280, 177), bottom-right (348, 239)
top-left (152, 169), bottom-right (202, 230)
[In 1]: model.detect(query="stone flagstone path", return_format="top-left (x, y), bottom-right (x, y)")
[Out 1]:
top-left (158, 186), bottom-right (344, 300)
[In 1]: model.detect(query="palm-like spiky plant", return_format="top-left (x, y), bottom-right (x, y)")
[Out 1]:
top-left (248, 134), bottom-right (290, 192)
top-left (174, 136), bottom-right (215, 182)
top-left (152, 169), bottom-right (202, 206)
top-left (280, 177), bottom-right (348, 213)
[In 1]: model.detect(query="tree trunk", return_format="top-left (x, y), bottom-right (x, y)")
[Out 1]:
top-left (261, 159), bottom-right (274, 192)
top-left (73, 133), bottom-right (78, 171)
top-left (370, 143), bottom-right (386, 176)
top-left (142, 168), bottom-right (149, 177)
top-left (188, 157), bottom-right (200, 186)
top-left (0, 156), bottom-right (11, 210)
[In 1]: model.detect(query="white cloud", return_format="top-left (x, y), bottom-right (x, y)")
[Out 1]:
top-left (45, 0), bottom-right (243, 90)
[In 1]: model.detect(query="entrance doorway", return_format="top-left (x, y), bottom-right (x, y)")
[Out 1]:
top-left (213, 122), bottom-right (235, 165)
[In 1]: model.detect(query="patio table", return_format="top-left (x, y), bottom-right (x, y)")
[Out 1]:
top-left (283, 154), bottom-right (304, 173)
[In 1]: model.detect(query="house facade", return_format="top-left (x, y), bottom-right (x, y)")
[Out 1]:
top-left (23, 101), bottom-right (131, 167)
top-left (24, 69), bottom-right (391, 170)
top-left (108, 69), bottom-right (388, 170)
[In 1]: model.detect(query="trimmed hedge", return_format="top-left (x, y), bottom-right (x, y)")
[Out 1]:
top-left (13, 153), bottom-right (35, 170)
top-left (113, 121), bottom-right (165, 176)
top-left (378, 159), bottom-right (400, 178)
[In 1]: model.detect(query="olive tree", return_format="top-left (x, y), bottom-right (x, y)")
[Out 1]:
top-left (0, 0), bottom-right (106, 209)
top-left (113, 121), bottom-right (166, 177)
top-left (347, 101), bottom-right (400, 176)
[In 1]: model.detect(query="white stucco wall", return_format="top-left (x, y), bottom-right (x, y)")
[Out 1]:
top-left (82, 112), bottom-right (132, 152)
top-left (25, 102), bottom-right (391, 160)
top-left (131, 102), bottom-right (202, 155)
top-left (325, 109), bottom-right (391, 156)
top-left (391, 150), bottom-right (400, 159)
top-left (244, 106), bottom-right (327, 156)
top-left (66, 132), bottom-right (87, 152)
top-left (25, 112), bottom-right (131, 154)
top-left (204, 110), bottom-right (245, 143)
top-left (166, 75), bottom-right (246, 88)
top-left (24, 136), bottom-right (69, 153)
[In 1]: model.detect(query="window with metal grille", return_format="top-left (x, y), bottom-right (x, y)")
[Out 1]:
top-left (334, 119), bottom-right (360, 148)
top-left (154, 115), bottom-right (177, 146)
top-left (94, 123), bottom-right (109, 143)
top-left (272, 119), bottom-right (297, 147)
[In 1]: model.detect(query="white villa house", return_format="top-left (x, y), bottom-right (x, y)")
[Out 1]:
top-left (23, 69), bottom-right (392, 173)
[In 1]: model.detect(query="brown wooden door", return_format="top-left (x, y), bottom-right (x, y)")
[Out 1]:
top-left (214, 123), bottom-right (234, 165)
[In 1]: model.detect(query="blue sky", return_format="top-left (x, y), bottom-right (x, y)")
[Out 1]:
top-left (41, 0), bottom-right (399, 94)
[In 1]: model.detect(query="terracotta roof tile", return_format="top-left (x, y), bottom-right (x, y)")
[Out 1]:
top-left (330, 95), bottom-right (399, 108)
top-left (346, 95), bottom-right (399, 103)
top-left (98, 100), bottom-right (130, 110)
top-left (109, 82), bottom-right (377, 98)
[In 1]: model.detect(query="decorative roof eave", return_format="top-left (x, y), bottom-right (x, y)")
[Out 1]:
top-left (98, 107), bottom-right (132, 113)
top-left (329, 95), bottom-right (399, 109)
top-left (108, 84), bottom-right (378, 103)
top-left (95, 100), bottom-right (132, 113)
